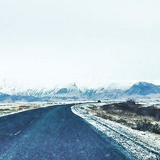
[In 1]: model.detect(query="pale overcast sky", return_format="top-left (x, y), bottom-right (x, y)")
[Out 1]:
top-left (0, 0), bottom-right (160, 87)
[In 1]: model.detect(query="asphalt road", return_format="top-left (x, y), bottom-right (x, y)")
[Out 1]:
top-left (0, 104), bottom-right (133, 160)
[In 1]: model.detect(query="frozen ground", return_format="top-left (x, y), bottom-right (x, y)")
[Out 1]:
top-left (0, 102), bottom-right (56, 117)
top-left (71, 103), bottom-right (160, 160)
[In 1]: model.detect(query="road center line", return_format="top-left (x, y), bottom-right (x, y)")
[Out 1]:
top-left (14, 130), bottom-right (21, 136)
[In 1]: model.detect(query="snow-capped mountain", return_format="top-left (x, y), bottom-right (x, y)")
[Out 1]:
top-left (126, 82), bottom-right (160, 95)
top-left (0, 93), bottom-right (11, 101)
top-left (0, 81), bottom-right (160, 102)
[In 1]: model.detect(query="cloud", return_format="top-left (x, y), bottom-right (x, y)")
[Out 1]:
top-left (0, 0), bottom-right (160, 85)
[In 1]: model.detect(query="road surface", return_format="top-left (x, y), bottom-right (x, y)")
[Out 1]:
top-left (0, 104), bottom-right (133, 160)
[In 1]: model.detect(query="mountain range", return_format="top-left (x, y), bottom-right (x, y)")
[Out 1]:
top-left (0, 81), bottom-right (160, 102)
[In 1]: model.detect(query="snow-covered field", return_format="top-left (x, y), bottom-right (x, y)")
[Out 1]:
top-left (71, 103), bottom-right (160, 160)
top-left (0, 102), bottom-right (56, 117)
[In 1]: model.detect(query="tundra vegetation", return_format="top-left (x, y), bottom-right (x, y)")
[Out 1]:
top-left (89, 100), bottom-right (160, 134)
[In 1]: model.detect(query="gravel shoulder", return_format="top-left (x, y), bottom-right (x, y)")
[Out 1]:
top-left (71, 103), bottom-right (160, 160)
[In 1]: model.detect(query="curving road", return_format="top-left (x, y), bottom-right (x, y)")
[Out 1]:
top-left (0, 104), bottom-right (133, 160)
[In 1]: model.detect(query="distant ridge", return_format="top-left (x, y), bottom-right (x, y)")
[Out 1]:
top-left (0, 81), bottom-right (160, 102)
top-left (126, 82), bottom-right (160, 95)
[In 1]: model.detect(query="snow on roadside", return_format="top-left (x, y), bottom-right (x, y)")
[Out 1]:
top-left (0, 102), bottom-right (56, 118)
top-left (0, 101), bottom-right (88, 118)
top-left (71, 103), bottom-right (160, 160)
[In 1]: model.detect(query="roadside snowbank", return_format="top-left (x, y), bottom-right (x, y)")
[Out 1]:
top-left (71, 103), bottom-right (160, 160)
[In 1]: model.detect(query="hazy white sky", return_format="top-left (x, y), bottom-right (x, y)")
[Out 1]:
top-left (0, 0), bottom-right (160, 87)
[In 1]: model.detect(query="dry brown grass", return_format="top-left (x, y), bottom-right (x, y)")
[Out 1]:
top-left (89, 101), bottom-right (160, 134)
